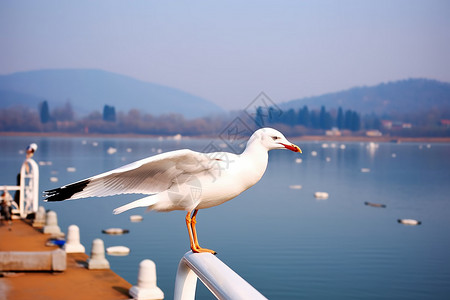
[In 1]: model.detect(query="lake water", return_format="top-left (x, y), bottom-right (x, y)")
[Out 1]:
top-left (1, 136), bottom-right (450, 299)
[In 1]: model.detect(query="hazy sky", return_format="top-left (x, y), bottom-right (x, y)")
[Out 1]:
top-left (1, 0), bottom-right (449, 110)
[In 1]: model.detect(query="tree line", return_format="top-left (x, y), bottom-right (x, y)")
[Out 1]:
top-left (257, 106), bottom-right (369, 131)
top-left (0, 100), bottom-right (448, 137)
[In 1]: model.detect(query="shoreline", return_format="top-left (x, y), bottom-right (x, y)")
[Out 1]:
top-left (1, 131), bottom-right (449, 143)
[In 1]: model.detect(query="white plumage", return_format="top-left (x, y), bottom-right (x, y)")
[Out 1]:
top-left (45, 128), bottom-right (301, 253)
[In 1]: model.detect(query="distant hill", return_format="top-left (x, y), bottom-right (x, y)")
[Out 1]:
top-left (0, 69), bottom-right (224, 118)
top-left (280, 78), bottom-right (450, 115)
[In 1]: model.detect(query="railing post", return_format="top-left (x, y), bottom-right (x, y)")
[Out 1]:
top-left (174, 255), bottom-right (198, 300)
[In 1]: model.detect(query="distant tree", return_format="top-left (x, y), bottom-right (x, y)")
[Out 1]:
top-left (103, 105), bottom-right (116, 122)
top-left (336, 107), bottom-right (344, 129)
top-left (310, 110), bottom-right (319, 129)
top-left (268, 106), bottom-right (281, 124)
top-left (344, 109), bottom-right (353, 130)
top-left (285, 109), bottom-right (296, 126)
top-left (319, 106), bottom-right (333, 130)
top-left (298, 106), bottom-right (310, 127)
top-left (39, 101), bottom-right (50, 123)
top-left (52, 101), bottom-right (74, 121)
top-left (351, 111), bottom-right (361, 131)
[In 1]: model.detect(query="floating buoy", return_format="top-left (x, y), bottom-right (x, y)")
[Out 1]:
top-left (102, 228), bottom-right (130, 235)
top-left (364, 201), bottom-right (386, 208)
top-left (106, 246), bottom-right (130, 256)
top-left (130, 215), bottom-right (143, 222)
top-left (107, 147), bottom-right (117, 155)
top-left (311, 151), bottom-right (318, 157)
top-left (289, 185), bottom-right (302, 190)
top-left (66, 167), bottom-right (76, 172)
top-left (314, 192), bottom-right (329, 199)
top-left (361, 168), bottom-right (371, 173)
top-left (50, 177), bottom-right (59, 183)
top-left (398, 219), bottom-right (421, 226)
top-left (295, 158), bottom-right (302, 164)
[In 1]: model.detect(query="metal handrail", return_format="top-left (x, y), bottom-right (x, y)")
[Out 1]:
top-left (174, 251), bottom-right (267, 300)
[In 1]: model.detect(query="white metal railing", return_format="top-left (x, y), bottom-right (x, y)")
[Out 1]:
top-left (174, 251), bottom-right (268, 300)
top-left (2, 158), bottom-right (39, 218)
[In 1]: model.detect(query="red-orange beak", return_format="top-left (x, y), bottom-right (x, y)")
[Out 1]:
top-left (280, 143), bottom-right (302, 153)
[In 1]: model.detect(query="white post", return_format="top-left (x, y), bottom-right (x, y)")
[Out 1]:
top-left (33, 206), bottom-right (46, 227)
top-left (63, 225), bottom-right (85, 253)
top-left (129, 259), bottom-right (164, 300)
top-left (43, 211), bottom-right (62, 235)
top-left (88, 239), bottom-right (110, 270)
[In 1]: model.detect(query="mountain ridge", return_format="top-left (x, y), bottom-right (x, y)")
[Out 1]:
top-left (0, 69), bottom-right (224, 118)
top-left (280, 78), bottom-right (450, 115)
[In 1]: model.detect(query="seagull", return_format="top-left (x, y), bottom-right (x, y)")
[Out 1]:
top-left (44, 128), bottom-right (301, 254)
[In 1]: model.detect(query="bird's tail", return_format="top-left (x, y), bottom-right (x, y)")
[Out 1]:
top-left (113, 195), bottom-right (159, 215)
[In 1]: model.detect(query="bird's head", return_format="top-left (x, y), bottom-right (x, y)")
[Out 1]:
top-left (249, 128), bottom-right (302, 153)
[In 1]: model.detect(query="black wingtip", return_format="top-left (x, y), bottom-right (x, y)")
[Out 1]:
top-left (44, 179), bottom-right (91, 202)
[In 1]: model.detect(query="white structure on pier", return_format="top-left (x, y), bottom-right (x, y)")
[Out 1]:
top-left (3, 157), bottom-right (39, 219)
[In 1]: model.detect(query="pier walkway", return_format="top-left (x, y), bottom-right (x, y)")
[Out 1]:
top-left (0, 219), bottom-right (132, 300)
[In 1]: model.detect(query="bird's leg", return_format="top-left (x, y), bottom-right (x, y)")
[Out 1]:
top-left (185, 211), bottom-right (198, 252)
top-left (191, 210), bottom-right (216, 255)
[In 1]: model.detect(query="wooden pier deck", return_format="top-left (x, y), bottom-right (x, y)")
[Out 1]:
top-left (0, 219), bottom-right (132, 300)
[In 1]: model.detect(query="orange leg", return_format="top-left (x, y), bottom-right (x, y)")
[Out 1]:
top-left (185, 210), bottom-right (216, 255)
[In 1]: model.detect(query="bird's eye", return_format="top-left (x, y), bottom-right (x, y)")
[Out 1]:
top-left (271, 136), bottom-right (280, 141)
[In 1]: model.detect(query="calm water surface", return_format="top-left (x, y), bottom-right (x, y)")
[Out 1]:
top-left (1, 136), bottom-right (449, 299)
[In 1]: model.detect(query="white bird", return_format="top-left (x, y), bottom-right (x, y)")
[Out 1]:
top-left (44, 128), bottom-right (301, 254)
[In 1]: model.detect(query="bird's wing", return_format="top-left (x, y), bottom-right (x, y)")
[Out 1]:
top-left (44, 149), bottom-right (221, 202)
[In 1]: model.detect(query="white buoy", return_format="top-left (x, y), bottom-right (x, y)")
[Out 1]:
top-left (289, 185), bottom-right (302, 190)
top-left (88, 239), bottom-right (110, 270)
top-left (311, 151), bottom-right (318, 157)
top-left (398, 219), bottom-right (421, 226)
top-left (63, 225), bottom-right (85, 253)
top-left (361, 168), bottom-right (371, 173)
top-left (314, 192), bottom-right (329, 199)
top-left (43, 211), bottom-right (62, 235)
top-left (129, 259), bottom-right (164, 300)
top-left (66, 167), bottom-right (76, 172)
top-left (107, 246), bottom-right (130, 256)
top-left (130, 215), bottom-right (143, 222)
top-left (102, 228), bottom-right (130, 235)
top-left (295, 158), bottom-right (302, 164)
top-left (33, 206), bottom-right (46, 227)
top-left (107, 147), bottom-right (117, 155)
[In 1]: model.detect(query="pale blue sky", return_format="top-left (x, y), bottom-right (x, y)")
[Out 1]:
top-left (1, 0), bottom-right (449, 109)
